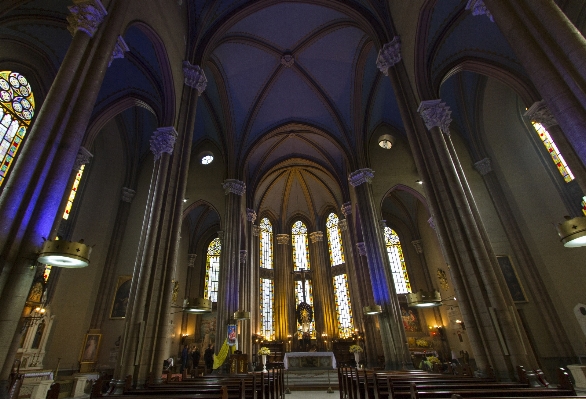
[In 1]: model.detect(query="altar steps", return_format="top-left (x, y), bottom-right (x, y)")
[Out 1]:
top-left (283, 370), bottom-right (339, 392)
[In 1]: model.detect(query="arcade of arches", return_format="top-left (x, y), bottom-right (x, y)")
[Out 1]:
top-left (0, 0), bottom-right (586, 391)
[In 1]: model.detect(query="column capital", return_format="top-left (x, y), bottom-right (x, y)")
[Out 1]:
top-left (356, 242), bottom-right (366, 256)
top-left (341, 202), bottom-right (352, 216)
top-left (427, 217), bottom-right (436, 230)
top-left (349, 168), bottom-right (375, 187)
top-left (418, 100), bottom-right (452, 134)
top-left (465, 0), bottom-right (494, 22)
top-left (309, 231), bottom-right (324, 243)
top-left (150, 127), bottom-right (178, 160)
top-left (222, 179), bottom-right (246, 196)
top-left (411, 239), bottom-right (423, 254)
top-left (376, 36), bottom-right (401, 76)
top-left (474, 158), bottom-right (492, 176)
top-left (277, 234), bottom-right (290, 245)
top-left (246, 208), bottom-right (257, 223)
top-left (67, 0), bottom-right (107, 37)
top-left (109, 35), bottom-right (129, 67)
top-left (524, 100), bottom-right (558, 128)
top-left (183, 61), bottom-right (207, 95)
top-left (188, 254), bottom-right (197, 268)
top-left (339, 219), bottom-right (348, 232)
top-left (252, 225), bottom-right (261, 236)
top-left (379, 220), bottom-right (387, 230)
top-left (121, 187), bottom-right (136, 203)
top-left (73, 146), bottom-right (93, 171)
top-left (240, 250), bottom-right (247, 264)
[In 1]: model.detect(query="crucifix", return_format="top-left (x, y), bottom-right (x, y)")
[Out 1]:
top-left (292, 268), bottom-right (312, 303)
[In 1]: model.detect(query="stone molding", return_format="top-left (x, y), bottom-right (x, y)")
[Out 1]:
top-left (277, 234), bottom-right (290, 245)
top-left (240, 250), bottom-right (247, 264)
top-left (349, 168), bottom-right (375, 187)
top-left (411, 239), bottom-right (423, 254)
top-left (73, 146), bottom-right (93, 171)
top-left (376, 36), bottom-right (401, 76)
top-left (341, 202), bottom-right (352, 216)
top-left (309, 231), bottom-right (324, 243)
top-left (246, 208), bottom-right (257, 223)
top-left (474, 158), bottom-right (492, 175)
top-left (281, 53), bottom-right (295, 68)
top-left (524, 100), bottom-right (558, 128)
top-left (466, 0), bottom-right (494, 22)
top-left (222, 179), bottom-right (246, 196)
top-left (109, 35), bottom-right (129, 67)
top-left (188, 254), bottom-right (197, 268)
top-left (121, 187), bottom-right (136, 203)
top-left (356, 242), bottom-right (366, 256)
top-left (252, 225), bottom-right (261, 236)
top-left (427, 217), bottom-right (436, 230)
top-left (418, 99), bottom-right (452, 134)
top-left (182, 61), bottom-right (207, 95)
top-left (67, 0), bottom-right (107, 37)
top-left (339, 219), bottom-right (348, 232)
top-left (150, 127), bottom-right (178, 160)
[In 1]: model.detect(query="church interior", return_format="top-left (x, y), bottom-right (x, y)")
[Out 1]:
top-left (1, 0), bottom-right (586, 395)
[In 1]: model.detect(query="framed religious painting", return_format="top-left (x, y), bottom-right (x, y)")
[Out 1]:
top-left (80, 333), bottom-right (102, 363)
top-left (110, 275), bottom-right (132, 319)
top-left (496, 255), bottom-right (527, 303)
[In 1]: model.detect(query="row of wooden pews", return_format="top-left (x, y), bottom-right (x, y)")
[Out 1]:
top-left (90, 368), bottom-right (284, 399)
top-left (338, 367), bottom-right (581, 399)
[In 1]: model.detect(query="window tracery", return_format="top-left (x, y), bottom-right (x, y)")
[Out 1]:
top-left (384, 227), bottom-right (411, 294)
top-left (259, 218), bottom-right (274, 340)
top-left (204, 237), bottom-right (221, 302)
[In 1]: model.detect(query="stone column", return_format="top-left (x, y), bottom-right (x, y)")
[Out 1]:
top-left (274, 234), bottom-right (292, 340)
top-left (242, 209), bottom-right (257, 363)
top-left (215, 180), bottom-right (245, 354)
top-left (308, 231), bottom-right (336, 338)
top-left (473, 157), bottom-right (574, 359)
top-left (349, 169), bottom-right (411, 370)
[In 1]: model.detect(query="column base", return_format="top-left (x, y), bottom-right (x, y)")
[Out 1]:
top-left (109, 379), bottom-right (128, 395)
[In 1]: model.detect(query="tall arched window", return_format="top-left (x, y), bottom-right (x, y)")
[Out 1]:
top-left (326, 213), bottom-right (354, 338)
top-left (0, 71), bottom-right (35, 188)
top-left (204, 237), bottom-right (221, 302)
top-left (63, 164), bottom-right (86, 219)
top-left (292, 220), bottom-right (314, 335)
top-left (384, 227), bottom-right (411, 294)
top-left (532, 122), bottom-right (574, 183)
top-left (259, 218), bottom-right (275, 340)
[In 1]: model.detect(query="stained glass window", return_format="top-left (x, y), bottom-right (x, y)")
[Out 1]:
top-left (384, 227), bottom-right (411, 294)
top-left (582, 196), bottom-right (586, 216)
top-left (532, 122), bottom-right (574, 183)
top-left (292, 220), bottom-right (314, 335)
top-left (0, 71), bottom-right (35, 188)
top-left (326, 213), bottom-right (345, 266)
top-left (333, 274), bottom-right (353, 338)
top-left (204, 237), bottom-right (221, 302)
top-left (259, 218), bottom-right (274, 340)
top-left (63, 165), bottom-right (85, 219)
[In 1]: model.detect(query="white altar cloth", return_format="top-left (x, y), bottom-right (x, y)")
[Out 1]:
top-left (283, 352), bottom-right (337, 369)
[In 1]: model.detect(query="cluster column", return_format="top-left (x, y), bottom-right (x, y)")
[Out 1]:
top-left (274, 234), bottom-right (293, 341)
top-left (308, 231), bottom-right (336, 339)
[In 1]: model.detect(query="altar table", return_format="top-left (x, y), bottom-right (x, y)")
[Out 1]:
top-left (283, 352), bottom-right (336, 370)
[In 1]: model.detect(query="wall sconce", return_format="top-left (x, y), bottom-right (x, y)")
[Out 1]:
top-left (557, 216), bottom-right (586, 247)
top-left (182, 297), bottom-right (212, 313)
top-left (378, 134), bottom-right (395, 149)
top-left (37, 239), bottom-right (92, 268)
top-left (363, 305), bottom-right (382, 315)
top-left (455, 319), bottom-right (466, 330)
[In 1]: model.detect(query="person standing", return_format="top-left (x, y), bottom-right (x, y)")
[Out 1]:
top-left (180, 345), bottom-right (189, 373)
top-left (204, 344), bottom-right (214, 374)
top-left (191, 347), bottom-right (201, 376)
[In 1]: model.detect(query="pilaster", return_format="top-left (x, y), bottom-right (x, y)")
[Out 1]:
top-left (275, 234), bottom-right (293, 340)
top-left (308, 231), bottom-right (336, 339)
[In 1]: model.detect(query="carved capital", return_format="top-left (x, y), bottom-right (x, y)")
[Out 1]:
top-left (183, 61), bottom-right (207, 95)
top-left (73, 146), bottom-right (93, 171)
top-left (252, 225), bottom-right (261, 236)
top-left (150, 127), bottom-right (178, 160)
top-left (121, 187), bottom-right (136, 203)
top-left (466, 0), bottom-right (494, 22)
top-left (222, 179), bottom-right (246, 196)
top-left (418, 100), bottom-right (452, 134)
top-left (379, 220), bottom-right (387, 229)
top-left (339, 219), bottom-right (348, 232)
top-left (109, 35), bottom-right (129, 67)
top-left (281, 53), bottom-right (295, 68)
top-left (524, 100), bottom-right (558, 128)
top-left (356, 242), bottom-right (366, 256)
top-left (246, 208), bottom-right (257, 223)
top-left (341, 202), bottom-right (352, 216)
top-left (309, 231), bottom-right (324, 243)
top-left (67, 0), bottom-right (107, 37)
top-left (427, 217), bottom-right (436, 230)
top-left (376, 36), bottom-right (401, 76)
top-left (474, 158), bottom-right (492, 176)
top-left (349, 168), bottom-right (375, 187)
top-left (188, 254), bottom-right (197, 268)
top-left (277, 234), bottom-right (290, 245)
top-left (411, 239), bottom-right (423, 254)
top-left (240, 250), bottom-right (247, 264)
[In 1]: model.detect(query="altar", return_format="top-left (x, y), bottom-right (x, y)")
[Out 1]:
top-left (283, 352), bottom-right (337, 370)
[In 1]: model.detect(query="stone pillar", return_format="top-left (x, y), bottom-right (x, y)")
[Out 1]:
top-left (473, 157), bottom-right (574, 359)
top-left (242, 209), bottom-right (257, 363)
top-left (480, 0), bottom-right (586, 166)
top-left (308, 231), bottom-right (336, 339)
top-left (349, 169), bottom-right (411, 370)
top-left (275, 234), bottom-right (293, 340)
top-left (216, 180), bottom-right (245, 354)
